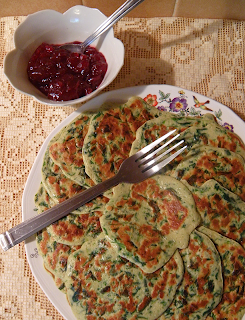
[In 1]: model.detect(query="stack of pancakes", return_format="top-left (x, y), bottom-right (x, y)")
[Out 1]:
top-left (35, 96), bottom-right (245, 320)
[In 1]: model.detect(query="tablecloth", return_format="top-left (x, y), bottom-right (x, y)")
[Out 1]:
top-left (0, 16), bottom-right (245, 320)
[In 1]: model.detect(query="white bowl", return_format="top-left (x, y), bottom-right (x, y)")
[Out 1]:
top-left (4, 5), bottom-right (125, 106)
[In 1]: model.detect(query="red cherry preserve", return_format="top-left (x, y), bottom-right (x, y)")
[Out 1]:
top-left (27, 42), bottom-right (108, 101)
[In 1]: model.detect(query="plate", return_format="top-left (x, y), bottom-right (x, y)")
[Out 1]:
top-left (22, 84), bottom-right (245, 320)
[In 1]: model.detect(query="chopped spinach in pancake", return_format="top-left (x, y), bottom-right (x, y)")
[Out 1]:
top-left (172, 146), bottom-right (245, 201)
top-left (47, 211), bottom-right (103, 245)
top-left (199, 227), bottom-right (245, 320)
top-left (37, 166), bottom-right (104, 246)
top-left (42, 146), bottom-right (109, 215)
top-left (82, 96), bottom-right (162, 185)
top-left (53, 276), bottom-right (66, 293)
top-left (42, 149), bottom-right (86, 201)
top-left (180, 121), bottom-right (245, 160)
top-left (65, 235), bottom-right (184, 320)
top-left (35, 187), bottom-right (73, 290)
top-left (130, 113), bottom-right (217, 175)
top-left (34, 182), bottom-right (55, 214)
top-left (36, 229), bottom-right (81, 288)
top-left (131, 113), bottom-right (216, 156)
top-left (130, 113), bottom-right (245, 176)
top-left (182, 179), bottom-right (245, 248)
top-left (49, 111), bottom-right (96, 187)
top-left (100, 175), bottom-right (200, 273)
top-left (160, 230), bottom-right (223, 320)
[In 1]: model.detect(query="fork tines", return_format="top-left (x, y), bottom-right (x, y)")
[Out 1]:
top-left (136, 130), bottom-right (187, 174)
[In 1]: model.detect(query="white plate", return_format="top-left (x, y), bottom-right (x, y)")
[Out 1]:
top-left (23, 84), bottom-right (245, 320)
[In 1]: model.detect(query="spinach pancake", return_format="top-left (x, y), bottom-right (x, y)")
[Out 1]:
top-left (101, 175), bottom-right (200, 273)
top-left (172, 146), bottom-right (245, 201)
top-left (199, 227), bottom-right (245, 320)
top-left (65, 235), bottom-right (184, 320)
top-left (160, 230), bottom-right (223, 320)
top-left (82, 96), bottom-right (162, 185)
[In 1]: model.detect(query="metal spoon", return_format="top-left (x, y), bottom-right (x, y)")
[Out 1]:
top-left (59, 0), bottom-right (145, 53)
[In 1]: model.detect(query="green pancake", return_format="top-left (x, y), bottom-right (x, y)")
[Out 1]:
top-left (35, 187), bottom-right (72, 290)
top-left (36, 229), bottom-right (81, 289)
top-left (172, 146), bottom-right (245, 201)
top-left (199, 227), bottom-right (245, 320)
top-left (47, 211), bottom-right (103, 246)
top-left (182, 179), bottom-right (245, 248)
top-left (42, 147), bottom-right (109, 215)
top-left (180, 120), bottom-right (245, 160)
top-left (130, 113), bottom-right (245, 175)
top-left (53, 276), bottom-right (66, 293)
top-left (160, 229), bottom-right (223, 320)
top-left (42, 148), bottom-right (85, 202)
top-left (35, 178), bottom-right (104, 246)
top-left (130, 113), bottom-right (216, 157)
top-left (34, 182), bottom-right (56, 214)
top-left (101, 175), bottom-right (200, 273)
top-left (82, 96), bottom-right (162, 185)
top-left (129, 113), bottom-right (215, 176)
top-left (49, 111), bottom-right (96, 188)
top-left (65, 235), bottom-right (184, 320)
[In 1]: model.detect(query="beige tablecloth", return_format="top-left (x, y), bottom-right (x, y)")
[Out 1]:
top-left (0, 16), bottom-right (245, 320)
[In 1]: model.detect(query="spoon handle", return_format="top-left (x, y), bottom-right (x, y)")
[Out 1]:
top-left (83, 0), bottom-right (145, 48)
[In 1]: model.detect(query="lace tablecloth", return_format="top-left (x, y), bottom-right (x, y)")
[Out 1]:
top-left (0, 16), bottom-right (245, 320)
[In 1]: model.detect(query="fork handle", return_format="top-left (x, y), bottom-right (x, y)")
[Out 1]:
top-left (0, 174), bottom-right (121, 251)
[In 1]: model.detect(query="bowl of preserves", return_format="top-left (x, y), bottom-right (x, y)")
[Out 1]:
top-left (4, 5), bottom-right (125, 106)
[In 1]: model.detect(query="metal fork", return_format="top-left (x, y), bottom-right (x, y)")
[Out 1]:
top-left (0, 129), bottom-right (186, 251)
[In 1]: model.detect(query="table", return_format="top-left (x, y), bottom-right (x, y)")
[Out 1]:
top-left (0, 15), bottom-right (245, 320)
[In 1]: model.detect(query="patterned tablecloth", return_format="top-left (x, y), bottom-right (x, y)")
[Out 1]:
top-left (0, 15), bottom-right (245, 320)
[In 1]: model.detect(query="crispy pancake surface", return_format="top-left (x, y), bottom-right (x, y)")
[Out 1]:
top-left (82, 96), bottom-right (162, 184)
top-left (180, 121), bottom-right (245, 160)
top-left (42, 145), bottom-right (109, 215)
top-left (183, 179), bottom-right (245, 248)
top-left (130, 113), bottom-right (245, 175)
top-left (101, 175), bottom-right (200, 273)
top-left (130, 113), bottom-right (216, 157)
top-left (34, 182), bottom-right (56, 214)
top-left (42, 148), bottom-right (86, 202)
top-left (49, 111), bottom-right (96, 187)
top-left (47, 211), bottom-right (103, 245)
top-left (199, 227), bottom-right (245, 320)
top-left (36, 229), bottom-right (81, 290)
top-left (35, 182), bottom-right (103, 246)
top-left (160, 230), bottom-right (223, 319)
top-left (129, 113), bottom-right (215, 175)
top-left (65, 235), bottom-right (184, 320)
top-left (172, 146), bottom-right (245, 201)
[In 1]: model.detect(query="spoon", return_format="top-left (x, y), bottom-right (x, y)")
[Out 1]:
top-left (59, 0), bottom-right (145, 53)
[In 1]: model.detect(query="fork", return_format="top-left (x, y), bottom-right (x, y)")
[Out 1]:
top-left (0, 129), bottom-right (186, 251)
